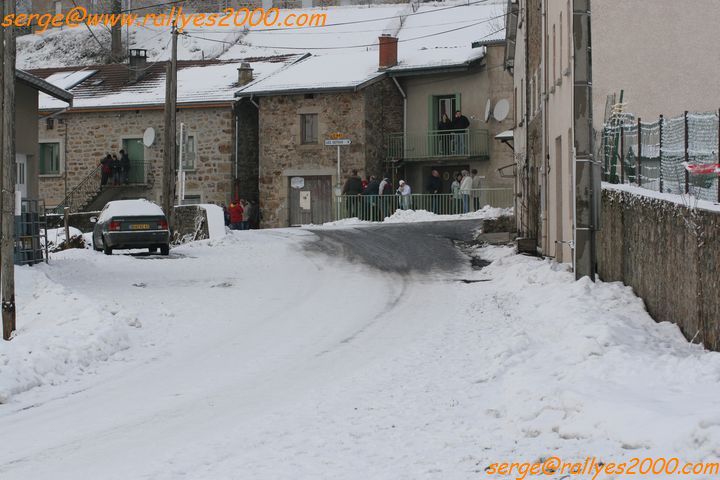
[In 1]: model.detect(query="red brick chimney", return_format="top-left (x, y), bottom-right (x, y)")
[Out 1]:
top-left (378, 34), bottom-right (398, 69)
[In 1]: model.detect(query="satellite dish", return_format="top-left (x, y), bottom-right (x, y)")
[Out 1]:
top-left (493, 99), bottom-right (510, 122)
top-left (484, 99), bottom-right (492, 122)
top-left (143, 127), bottom-right (155, 147)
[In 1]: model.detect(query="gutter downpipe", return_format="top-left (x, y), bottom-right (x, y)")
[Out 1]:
top-left (541, 0), bottom-right (549, 257)
top-left (392, 76), bottom-right (407, 183)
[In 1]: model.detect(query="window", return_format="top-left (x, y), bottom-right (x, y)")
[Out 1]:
top-left (54, 1), bottom-right (62, 14)
top-left (300, 114), bottom-right (318, 144)
top-left (559, 13), bottom-right (563, 75)
top-left (39, 142), bottom-right (61, 175)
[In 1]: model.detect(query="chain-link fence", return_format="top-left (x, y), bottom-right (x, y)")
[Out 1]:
top-left (600, 110), bottom-right (720, 203)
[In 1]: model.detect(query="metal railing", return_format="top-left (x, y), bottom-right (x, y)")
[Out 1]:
top-left (387, 129), bottom-right (490, 161)
top-left (52, 164), bottom-right (102, 214)
top-left (335, 188), bottom-right (514, 221)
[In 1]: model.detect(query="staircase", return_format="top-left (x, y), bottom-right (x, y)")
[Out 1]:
top-left (52, 163), bottom-right (154, 214)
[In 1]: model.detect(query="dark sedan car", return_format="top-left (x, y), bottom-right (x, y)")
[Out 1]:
top-left (92, 199), bottom-right (171, 255)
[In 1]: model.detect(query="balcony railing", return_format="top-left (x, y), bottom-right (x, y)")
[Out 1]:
top-left (388, 129), bottom-right (490, 161)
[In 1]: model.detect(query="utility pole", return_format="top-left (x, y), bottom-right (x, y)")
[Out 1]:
top-left (162, 26), bottom-right (178, 228)
top-left (2, 0), bottom-right (17, 340)
top-left (573, 0), bottom-right (598, 280)
top-left (111, 0), bottom-right (123, 61)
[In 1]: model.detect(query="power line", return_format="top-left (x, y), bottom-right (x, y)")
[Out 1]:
top-left (182, 14), bottom-right (505, 51)
top-left (121, 0), bottom-right (497, 32)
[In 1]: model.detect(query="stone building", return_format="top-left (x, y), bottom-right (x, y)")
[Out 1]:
top-left (236, 51), bottom-right (404, 227)
top-left (235, 0), bottom-right (512, 228)
top-left (29, 51), bottom-right (294, 211)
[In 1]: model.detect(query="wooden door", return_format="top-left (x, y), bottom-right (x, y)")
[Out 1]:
top-left (288, 175), bottom-right (333, 226)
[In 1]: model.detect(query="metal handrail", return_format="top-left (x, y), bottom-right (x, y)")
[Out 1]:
top-left (335, 188), bottom-right (514, 221)
top-left (52, 164), bottom-right (102, 214)
top-left (387, 129), bottom-right (490, 161)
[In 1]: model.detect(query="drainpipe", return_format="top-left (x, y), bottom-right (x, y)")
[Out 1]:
top-left (249, 94), bottom-right (259, 109)
top-left (391, 76), bottom-right (406, 182)
top-left (540, 0), bottom-right (548, 256)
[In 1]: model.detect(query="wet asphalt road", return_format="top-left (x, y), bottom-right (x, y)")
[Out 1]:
top-left (304, 219), bottom-right (482, 275)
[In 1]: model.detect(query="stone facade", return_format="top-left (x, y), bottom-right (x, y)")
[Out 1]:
top-left (254, 77), bottom-right (403, 228)
top-left (38, 105), bottom-right (236, 210)
top-left (598, 188), bottom-right (720, 352)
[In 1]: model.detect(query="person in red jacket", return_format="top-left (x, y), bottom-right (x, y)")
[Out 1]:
top-left (228, 201), bottom-right (244, 230)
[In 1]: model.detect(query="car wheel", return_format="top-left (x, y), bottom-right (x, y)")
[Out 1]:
top-left (103, 236), bottom-right (112, 255)
top-left (160, 244), bottom-right (170, 256)
top-left (149, 246), bottom-right (158, 253)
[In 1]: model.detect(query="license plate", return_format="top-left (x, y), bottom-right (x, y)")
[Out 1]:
top-left (129, 223), bottom-right (150, 230)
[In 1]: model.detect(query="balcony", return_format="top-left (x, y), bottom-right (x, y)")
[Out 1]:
top-left (387, 129), bottom-right (490, 162)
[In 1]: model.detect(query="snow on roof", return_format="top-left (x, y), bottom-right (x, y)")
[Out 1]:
top-left (218, 4), bottom-right (409, 59)
top-left (236, 51), bottom-right (383, 96)
top-left (390, 0), bottom-right (505, 72)
top-left (98, 199), bottom-right (165, 222)
top-left (42, 69), bottom-right (97, 90)
top-left (33, 56), bottom-right (297, 110)
top-left (19, 1), bottom-right (507, 100)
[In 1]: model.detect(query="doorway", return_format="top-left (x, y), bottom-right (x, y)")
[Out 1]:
top-left (288, 175), bottom-right (333, 226)
top-left (122, 138), bottom-right (145, 184)
top-left (16, 154), bottom-right (27, 199)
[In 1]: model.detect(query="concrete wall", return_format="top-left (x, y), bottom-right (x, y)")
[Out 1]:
top-left (38, 106), bottom-right (235, 209)
top-left (16, 82), bottom-right (40, 200)
top-left (598, 188), bottom-right (720, 351)
top-left (592, 0), bottom-right (720, 130)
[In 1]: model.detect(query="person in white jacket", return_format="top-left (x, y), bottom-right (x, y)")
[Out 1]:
top-left (397, 180), bottom-right (412, 210)
top-left (459, 170), bottom-right (473, 213)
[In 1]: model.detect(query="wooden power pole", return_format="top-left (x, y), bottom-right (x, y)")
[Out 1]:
top-left (2, 0), bottom-right (17, 340)
top-left (162, 26), bottom-right (178, 228)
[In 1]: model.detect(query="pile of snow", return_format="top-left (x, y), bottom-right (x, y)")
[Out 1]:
top-left (604, 181), bottom-right (720, 213)
top-left (316, 205), bottom-right (512, 227)
top-left (0, 267), bottom-right (138, 403)
top-left (198, 204), bottom-right (226, 239)
top-left (41, 226), bottom-right (83, 249)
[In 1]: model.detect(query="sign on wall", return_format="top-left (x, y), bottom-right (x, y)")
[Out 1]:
top-left (291, 177), bottom-right (305, 189)
top-left (299, 191), bottom-right (311, 210)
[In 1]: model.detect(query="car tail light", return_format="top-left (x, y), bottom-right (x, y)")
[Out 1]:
top-left (158, 220), bottom-right (168, 230)
top-left (109, 221), bottom-right (121, 231)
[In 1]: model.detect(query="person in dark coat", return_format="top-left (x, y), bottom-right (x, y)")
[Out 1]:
top-left (111, 154), bottom-right (122, 185)
top-left (452, 110), bottom-right (471, 154)
top-left (342, 169), bottom-right (363, 218)
top-left (119, 149), bottom-right (131, 184)
top-left (100, 154), bottom-right (112, 186)
top-left (426, 169), bottom-right (443, 213)
top-left (361, 175), bottom-right (381, 221)
top-left (437, 113), bottom-right (452, 153)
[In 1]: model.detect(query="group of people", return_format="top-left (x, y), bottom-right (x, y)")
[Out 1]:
top-left (222, 199), bottom-right (257, 230)
top-left (100, 150), bottom-right (131, 186)
top-left (437, 110), bottom-right (471, 154)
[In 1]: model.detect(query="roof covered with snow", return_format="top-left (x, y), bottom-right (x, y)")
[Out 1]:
top-left (18, 1), bottom-right (506, 100)
top-left (29, 56), bottom-right (297, 110)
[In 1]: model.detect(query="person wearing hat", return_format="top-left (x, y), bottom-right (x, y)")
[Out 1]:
top-left (396, 179), bottom-right (412, 210)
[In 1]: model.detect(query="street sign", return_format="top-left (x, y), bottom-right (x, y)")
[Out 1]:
top-left (324, 139), bottom-right (351, 146)
top-left (329, 132), bottom-right (345, 139)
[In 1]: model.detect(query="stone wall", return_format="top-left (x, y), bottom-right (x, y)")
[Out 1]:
top-left (172, 205), bottom-right (211, 244)
top-left (257, 80), bottom-right (403, 228)
top-left (39, 106), bottom-right (236, 209)
top-left (598, 188), bottom-right (720, 351)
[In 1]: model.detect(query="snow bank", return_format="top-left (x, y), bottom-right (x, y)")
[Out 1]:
top-left (41, 227), bottom-right (83, 249)
top-left (604, 182), bottom-right (720, 212)
top-left (198, 204), bottom-right (227, 239)
top-left (315, 205), bottom-right (513, 228)
top-left (462, 246), bottom-right (720, 462)
top-left (0, 267), bottom-right (138, 403)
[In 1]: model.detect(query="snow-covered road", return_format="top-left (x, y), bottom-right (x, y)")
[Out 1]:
top-left (1, 221), bottom-right (720, 479)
